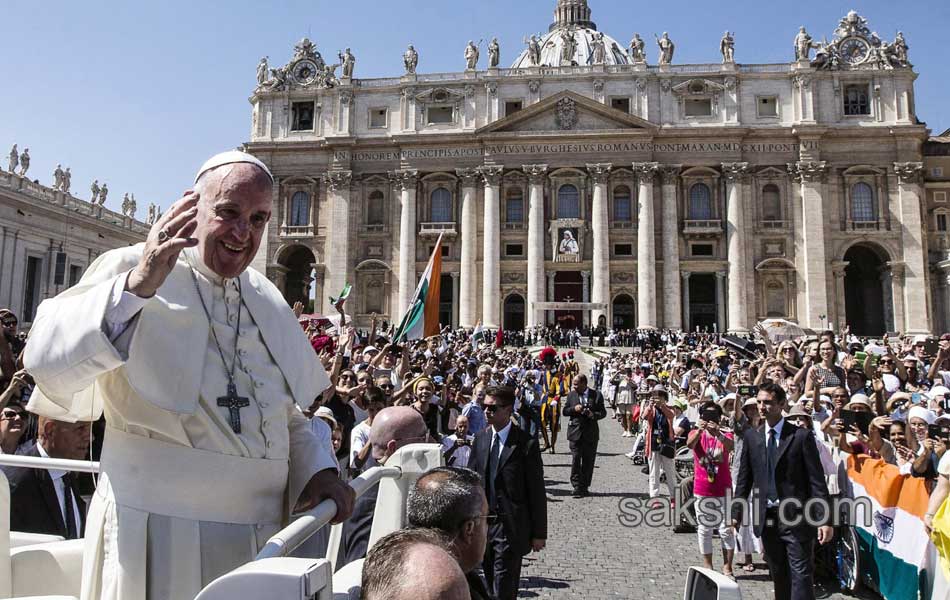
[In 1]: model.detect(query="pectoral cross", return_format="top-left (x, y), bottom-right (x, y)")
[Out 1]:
top-left (218, 383), bottom-right (250, 434)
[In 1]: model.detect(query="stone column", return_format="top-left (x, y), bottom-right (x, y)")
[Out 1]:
top-left (450, 272), bottom-right (460, 328)
top-left (587, 163), bottom-right (612, 326)
top-left (887, 262), bottom-right (907, 334)
top-left (581, 271), bottom-right (591, 328)
top-left (788, 161), bottom-right (829, 330)
top-left (633, 162), bottom-right (659, 328)
top-left (831, 261), bottom-right (849, 332)
top-left (681, 271), bottom-right (691, 331)
top-left (715, 271), bottom-right (726, 333)
top-left (390, 169), bottom-right (418, 317)
top-left (524, 164), bottom-right (548, 328)
top-left (722, 162), bottom-right (750, 332)
top-left (893, 162), bottom-right (931, 334)
top-left (661, 165), bottom-right (682, 330)
top-left (546, 271), bottom-right (556, 326)
top-left (323, 170), bottom-right (353, 303)
top-left (479, 166), bottom-right (504, 328)
top-left (456, 169), bottom-right (480, 327)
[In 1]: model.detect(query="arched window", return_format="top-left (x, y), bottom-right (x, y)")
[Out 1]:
top-left (367, 190), bottom-right (384, 224)
top-left (851, 182), bottom-right (876, 222)
top-left (613, 185), bottom-right (632, 222)
top-left (765, 282), bottom-right (786, 317)
top-left (430, 188), bottom-right (452, 222)
top-left (557, 184), bottom-right (580, 219)
top-left (761, 184), bottom-right (781, 221)
top-left (506, 189), bottom-right (524, 223)
top-left (290, 191), bottom-right (310, 226)
top-left (688, 183), bottom-right (713, 220)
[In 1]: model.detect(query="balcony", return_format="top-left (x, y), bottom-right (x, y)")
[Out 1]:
top-left (503, 222), bottom-right (525, 231)
top-left (611, 221), bottom-right (634, 230)
top-left (847, 220), bottom-right (883, 231)
top-left (361, 223), bottom-right (387, 233)
top-left (760, 220), bottom-right (788, 230)
top-left (419, 221), bottom-right (457, 238)
top-left (280, 224), bottom-right (314, 237)
top-left (682, 219), bottom-right (723, 237)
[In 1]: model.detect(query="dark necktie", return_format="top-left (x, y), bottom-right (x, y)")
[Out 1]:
top-left (62, 474), bottom-right (78, 540)
top-left (766, 428), bottom-right (779, 504)
top-left (486, 431), bottom-right (501, 509)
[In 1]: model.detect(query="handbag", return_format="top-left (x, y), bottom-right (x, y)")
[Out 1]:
top-left (659, 442), bottom-right (676, 459)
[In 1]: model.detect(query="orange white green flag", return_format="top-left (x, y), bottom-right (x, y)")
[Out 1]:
top-left (392, 233), bottom-right (443, 343)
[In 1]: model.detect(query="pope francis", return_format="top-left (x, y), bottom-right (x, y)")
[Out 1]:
top-left (23, 151), bottom-right (355, 599)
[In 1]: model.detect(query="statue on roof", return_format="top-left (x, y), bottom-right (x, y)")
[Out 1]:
top-left (464, 40), bottom-right (479, 70)
top-left (488, 38), bottom-right (500, 68)
top-left (720, 31), bottom-right (735, 63)
top-left (559, 28), bottom-right (577, 65)
top-left (628, 33), bottom-right (646, 64)
top-left (256, 57), bottom-right (268, 88)
top-left (525, 35), bottom-right (542, 66)
top-left (62, 167), bottom-right (71, 193)
top-left (893, 31), bottom-right (910, 65)
top-left (793, 26), bottom-right (815, 61)
top-left (90, 180), bottom-right (100, 203)
top-left (655, 32), bottom-right (674, 65)
top-left (53, 164), bottom-right (65, 191)
top-left (339, 48), bottom-right (355, 78)
top-left (590, 31), bottom-right (606, 65)
top-left (404, 44), bottom-right (419, 74)
top-left (98, 182), bottom-right (108, 206)
top-left (17, 148), bottom-right (29, 177)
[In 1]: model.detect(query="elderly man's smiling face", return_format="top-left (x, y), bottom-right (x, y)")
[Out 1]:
top-left (194, 163), bottom-right (272, 278)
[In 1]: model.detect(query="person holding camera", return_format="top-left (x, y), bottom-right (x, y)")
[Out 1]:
top-left (442, 415), bottom-right (474, 468)
top-left (562, 374), bottom-right (606, 498)
top-left (687, 400), bottom-right (735, 578)
top-left (642, 384), bottom-right (678, 504)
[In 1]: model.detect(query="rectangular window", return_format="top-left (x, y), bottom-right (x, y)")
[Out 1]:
top-left (843, 84), bottom-right (870, 116)
top-left (53, 252), bottom-right (67, 286)
top-left (757, 96), bottom-right (778, 117)
top-left (684, 98), bottom-right (712, 117)
top-left (504, 100), bottom-right (523, 116)
top-left (506, 196), bottom-right (524, 223)
top-left (369, 108), bottom-right (388, 128)
top-left (610, 97), bottom-right (631, 113)
top-left (427, 106), bottom-right (454, 124)
top-left (68, 264), bottom-right (83, 287)
top-left (505, 243), bottom-right (524, 257)
top-left (22, 256), bottom-right (42, 322)
top-left (938, 214), bottom-right (948, 232)
top-left (429, 246), bottom-right (450, 257)
top-left (936, 191), bottom-right (948, 203)
top-left (291, 102), bottom-right (315, 131)
top-left (614, 243), bottom-right (633, 257)
top-left (691, 244), bottom-right (714, 257)
top-left (934, 167), bottom-right (945, 178)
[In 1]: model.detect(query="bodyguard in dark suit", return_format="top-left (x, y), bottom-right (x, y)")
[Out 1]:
top-left (2, 417), bottom-right (91, 539)
top-left (562, 374), bottom-right (607, 497)
top-left (470, 386), bottom-right (547, 600)
top-left (731, 382), bottom-right (833, 600)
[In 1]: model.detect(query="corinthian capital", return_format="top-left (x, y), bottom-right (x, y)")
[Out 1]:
top-left (632, 161), bottom-right (659, 183)
top-left (323, 170), bottom-right (353, 192)
top-left (893, 162), bottom-right (923, 184)
top-left (586, 163), bottom-right (613, 184)
top-left (522, 164), bottom-right (549, 184)
top-left (660, 164), bottom-right (682, 184)
top-left (456, 168), bottom-right (481, 187)
top-left (721, 162), bottom-right (750, 183)
top-left (477, 165), bottom-right (504, 187)
top-left (787, 161), bottom-right (827, 183)
top-left (389, 169), bottom-right (418, 191)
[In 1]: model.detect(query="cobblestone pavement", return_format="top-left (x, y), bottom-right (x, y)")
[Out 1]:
top-left (516, 348), bottom-right (878, 600)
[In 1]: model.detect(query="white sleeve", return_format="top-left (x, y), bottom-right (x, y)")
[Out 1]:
top-left (104, 271), bottom-right (150, 342)
top-left (288, 405), bottom-right (339, 506)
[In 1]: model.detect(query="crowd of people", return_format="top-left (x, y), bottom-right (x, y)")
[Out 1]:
top-left (7, 269), bottom-right (950, 600)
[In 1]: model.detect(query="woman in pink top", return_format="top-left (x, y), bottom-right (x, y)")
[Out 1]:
top-left (686, 400), bottom-right (736, 578)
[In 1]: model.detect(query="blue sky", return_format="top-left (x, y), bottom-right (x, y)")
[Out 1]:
top-left (2, 0), bottom-right (947, 214)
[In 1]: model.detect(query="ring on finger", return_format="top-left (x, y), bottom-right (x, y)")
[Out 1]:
top-left (157, 229), bottom-right (171, 243)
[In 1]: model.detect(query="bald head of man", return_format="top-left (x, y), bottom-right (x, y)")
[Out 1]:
top-left (361, 528), bottom-right (470, 600)
top-left (368, 406), bottom-right (428, 463)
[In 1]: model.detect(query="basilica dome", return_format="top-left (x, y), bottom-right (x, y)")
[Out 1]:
top-left (511, 0), bottom-right (630, 68)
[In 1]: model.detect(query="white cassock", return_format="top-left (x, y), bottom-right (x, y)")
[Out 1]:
top-left (24, 245), bottom-right (337, 600)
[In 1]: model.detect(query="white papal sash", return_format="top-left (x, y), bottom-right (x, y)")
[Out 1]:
top-left (100, 427), bottom-right (288, 525)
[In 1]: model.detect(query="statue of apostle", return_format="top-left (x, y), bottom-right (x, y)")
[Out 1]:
top-left (90, 179), bottom-right (100, 203)
top-left (53, 164), bottom-right (65, 190)
top-left (256, 56), bottom-right (269, 87)
top-left (793, 26), bottom-right (813, 61)
top-left (720, 31), bottom-right (735, 63)
top-left (464, 40), bottom-right (479, 70)
top-left (488, 37), bottom-right (500, 68)
top-left (655, 32), bottom-right (675, 65)
top-left (404, 44), bottom-right (419, 74)
top-left (628, 33), bottom-right (646, 63)
top-left (7, 144), bottom-right (17, 173)
top-left (23, 150), bottom-right (355, 600)
top-left (339, 47), bottom-right (356, 78)
top-left (62, 167), bottom-right (72, 193)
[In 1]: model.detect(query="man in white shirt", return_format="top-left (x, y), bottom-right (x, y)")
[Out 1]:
top-left (441, 415), bottom-right (473, 468)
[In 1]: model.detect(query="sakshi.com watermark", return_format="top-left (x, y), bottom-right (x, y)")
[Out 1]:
top-left (617, 491), bottom-right (874, 529)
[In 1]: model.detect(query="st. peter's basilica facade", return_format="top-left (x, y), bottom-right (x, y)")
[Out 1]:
top-left (246, 0), bottom-right (948, 335)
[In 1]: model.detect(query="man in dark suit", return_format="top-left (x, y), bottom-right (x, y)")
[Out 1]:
top-left (470, 385), bottom-right (547, 600)
top-left (3, 416), bottom-right (90, 539)
top-left (732, 382), bottom-right (833, 600)
top-left (562, 374), bottom-right (607, 497)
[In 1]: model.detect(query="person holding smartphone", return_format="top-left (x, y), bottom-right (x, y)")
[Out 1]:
top-left (687, 400), bottom-right (735, 578)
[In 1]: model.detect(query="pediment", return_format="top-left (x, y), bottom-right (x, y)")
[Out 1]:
top-left (476, 91), bottom-right (655, 135)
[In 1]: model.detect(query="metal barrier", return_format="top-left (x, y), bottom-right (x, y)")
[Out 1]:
top-left (255, 465), bottom-right (401, 561)
top-left (0, 455), bottom-right (99, 475)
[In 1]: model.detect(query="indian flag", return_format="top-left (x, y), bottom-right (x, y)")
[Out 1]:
top-left (392, 233), bottom-right (443, 343)
top-left (847, 455), bottom-right (937, 599)
top-left (471, 321), bottom-right (486, 349)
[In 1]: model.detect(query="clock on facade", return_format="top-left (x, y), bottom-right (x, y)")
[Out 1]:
top-left (293, 60), bottom-right (319, 85)
top-left (839, 37), bottom-right (871, 65)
